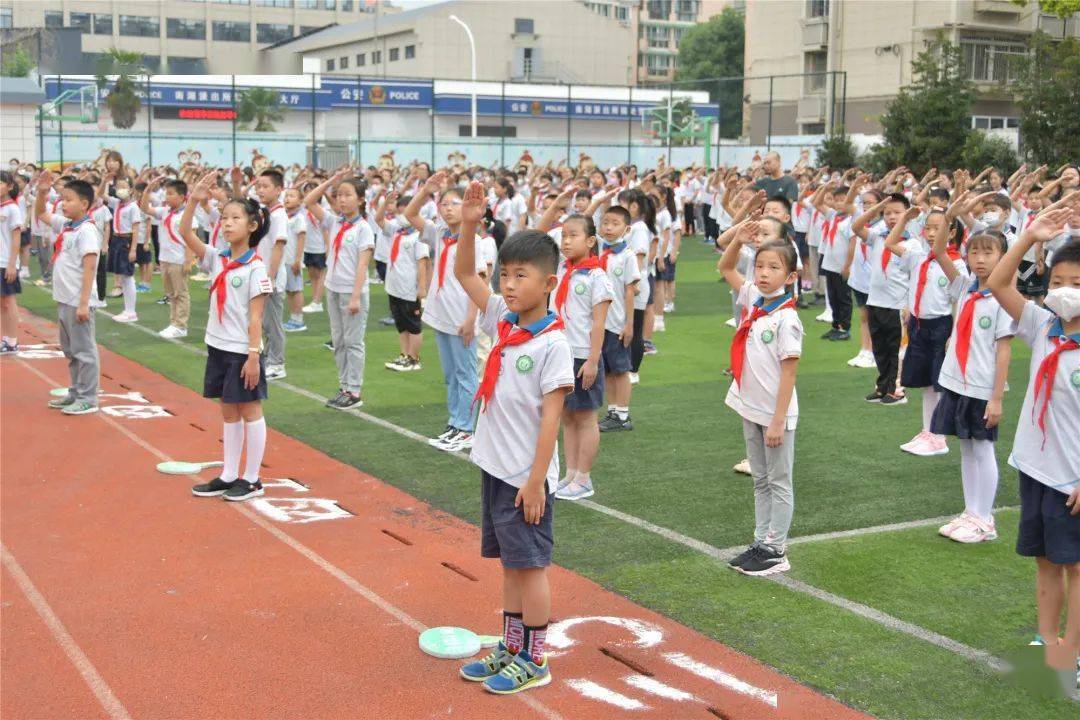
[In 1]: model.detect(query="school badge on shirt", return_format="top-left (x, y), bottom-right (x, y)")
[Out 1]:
top-left (574, 282), bottom-right (587, 295)
top-left (937, 276), bottom-right (948, 287)
top-left (978, 316), bottom-right (992, 330)
top-left (230, 275), bottom-right (243, 288)
top-left (614, 267), bottom-right (624, 277)
top-left (761, 329), bottom-right (775, 344)
top-left (1071, 368), bottom-right (1080, 389)
top-left (516, 355), bottom-right (535, 373)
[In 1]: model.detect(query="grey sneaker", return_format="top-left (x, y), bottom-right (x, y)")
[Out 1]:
top-left (598, 411), bottom-right (625, 432)
top-left (61, 401), bottom-right (98, 416)
top-left (48, 395), bottom-right (76, 409)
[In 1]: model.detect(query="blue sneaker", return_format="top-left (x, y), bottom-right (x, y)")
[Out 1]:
top-left (283, 319), bottom-right (308, 332)
top-left (136, 283), bottom-right (151, 293)
top-left (482, 651), bottom-right (551, 695)
top-left (459, 642), bottom-right (516, 682)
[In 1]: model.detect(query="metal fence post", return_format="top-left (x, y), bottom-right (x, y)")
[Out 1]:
top-left (146, 75), bottom-right (153, 167)
top-left (500, 81), bottom-right (506, 168)
top-left (430, 103), bottom-right (435, 167)
top-left (627, 85), bottom-right (633, 165)
top-left (356, 75), bottom-right (362, 166)
top-left (667, 82), bottom-right (674, 166)
top-left (766, 75), bottom-right (774, 152)
top-left (230, 75), bottom-right (236, 167)
top-left (310, 72), bottom-right (317, 167)
top-left (716, 80), bottom-right (722, 168)
top-left (566, 83), bottom-right (572, 165)
top-left (58, 73), bottom-right (63, 170)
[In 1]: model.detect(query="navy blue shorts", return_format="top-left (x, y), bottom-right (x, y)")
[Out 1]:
top-left (203, 345), bottom-right (268, 404)
top-left (565, 356), bottom-right (605, 411)
top-left (20, 228), bottom-right (30, 248)
top-left (601, 330), bottom-right (632, 375)
top-left (1, 272), bottom-right (21, 296)
top-left (1016, 471), bottom-right (1080, 565)
top-left (480, 471), bottom-right (554, 569)
top-left (658, 259), bottom-right (677, 282)
top-left (901, 314), bottom-right (952, 389)
top-left (930, 386), bottom-right (998, 441)
top-left (107, 234), bottom-right (136, 276)
top-left (303, 251), bottom-right (327, 270)
top-left (852, 289), bottom-right (869, 308)
top-left (646, 274), bottom-right (656, 307)
top-left (794, 231), bottom-right (809, 260)
top-left (135, 243), bottom-right (153, 266)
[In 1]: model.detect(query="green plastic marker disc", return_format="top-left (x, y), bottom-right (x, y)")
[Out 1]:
top-left (156, 460), bottom-right (223, 475)
top-left (418, 627), bottom-right (482, 659)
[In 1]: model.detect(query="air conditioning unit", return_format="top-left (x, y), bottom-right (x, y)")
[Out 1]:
top-left (802, 20), bottom-right (828, 50)
top-left (973, 0), bottom-right (1022, 15)
top-left (797, 95), bottom-right (825, 122)
top-left (1037, 13), bottom-right (1071, 38)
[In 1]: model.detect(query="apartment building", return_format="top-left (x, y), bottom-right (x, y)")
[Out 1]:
top-left (743, 0), bottom-right (1079, 141)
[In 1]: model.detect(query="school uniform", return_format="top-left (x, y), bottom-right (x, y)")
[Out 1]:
top-left (656, 208), bottom-right (677, 282)
top-left (865, 226), bottom-right (915, 396)
top-left (420, 219), bottom-right (487, 433)
top-left (489, 196), bottom-right (515, 228)
top-left (90, 204), bottom-right (112, 301)
top-left (302, 207), bottom-right (328, 269)
top-left (818, 211), bottom-right (853, 331)
top-left (284, 211), bottom-right (307, 293)
top-left (0, 198), bottom-right (24, 296)
top-left (153, 204), bottom-right (198, 330)
top-left (323, 213), bottom-right (375, 396)
top-left (48, 215), bottom-right (103, 405)
top-left (259, 204), bottom-right (289, 368)
top-left (599, 240), bottom-right (640, 375)
top-left (627, 219), bottom-right (653, 373)
top-left (726, 283), bottom-right (803, 549)
top-left (932, 277), bottom-right (1016, 441)
top-left (472, 294), bottom-right (575, 569)
top-left (552, 258), bottom-right (613, 411)
top-left (134, 208), bottom-right (154, 265)
top-left (846, 220), bottom-right (876, 307)
top-left (1009, 303), bottom-right (1080, 563)
top-left (791, 199), bottom-right (811, 258)
top-left (106, 199), bottom-right (140, 277)
top-left (200, 248), bottom-right (273, 403)
top-left (899, 245), bottom-right (968, 390)
top-left (384, 223), bottom-right (430, 336)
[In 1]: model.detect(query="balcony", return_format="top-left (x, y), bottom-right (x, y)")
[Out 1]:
top-left (973, 0), bottom-right (1023, 16)
top-left (802, 20), bottom-right (828, 50)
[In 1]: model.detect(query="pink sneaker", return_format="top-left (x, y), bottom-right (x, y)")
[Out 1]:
top-left (939, 512), bottom-right (970, 538)
top-left (900, 430), bottom-right (930, 454)
top-left (950, 515), bottom-right (997, 543)
top-left (905, 432), bottom-right (949, 457)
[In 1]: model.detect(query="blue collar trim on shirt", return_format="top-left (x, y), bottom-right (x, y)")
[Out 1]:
top-left (754, 292), bottom-right (793, 312)
top-left (220, 248), bottom-right (256, 263)
top-left (64, 215), bottom-right (91, 230)
top-left (968, 279), bottom-right (992, 296)
top-left (504, 310), bottom-right (559, 335)
top-left (1048, 318), bottom-right (1080, 343)
top-left (340, 214), bottom-right (361, 224)
top-left (602, 241), bottom-right (627, 254)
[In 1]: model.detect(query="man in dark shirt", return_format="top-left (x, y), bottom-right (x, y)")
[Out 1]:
top-left (753, 151), bottom-right (799, 203)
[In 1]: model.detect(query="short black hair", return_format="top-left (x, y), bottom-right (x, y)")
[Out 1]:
top-left (498, 229), bottom-right (560, 275)
top-left (929, 187), bottom-right (950, 202)
top-left (603, 205), bottom-right (631, 225)
top-left (65, 179), bottom-right (95, 207)
top-left (885, 192), bottom-right (910, 208)
top-left (1049, 238), bottom-right (1080, 272)
top-left (259, 169), bottom-right (284, 188)
top-left (985, 194), bottom-right (1011, 212)
top-left (765, 195), bottom-right (792, 214)
top-left (164, 179), bottom-right (187, 197)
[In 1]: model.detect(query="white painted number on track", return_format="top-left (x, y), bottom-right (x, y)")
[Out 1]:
top-left (564, 679), bottom-right (648, 710)
top-left (546, 616), bottom-right (665, 657)
top-left (250, 498), bottom-right (353, 524)
top-left (99, 391), bottom-right (149, 404)
top-left (101, 405), bottom-right (171, 419)
top-left (16, 349), bottom-right (64, 359)
top-left (663, 652), bottom-right (778, 707)
top-left (260, 478), bottom-right (309, 493)
top-left (623, 675), bottom-right (697, 701)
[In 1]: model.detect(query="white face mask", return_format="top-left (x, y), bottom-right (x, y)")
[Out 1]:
top-left (116, 188), bottom-right (130, 200)
top-left (1044, 286), bottom-right (1080, 322)
top-left (980, 211), bottom-right (1001, 227)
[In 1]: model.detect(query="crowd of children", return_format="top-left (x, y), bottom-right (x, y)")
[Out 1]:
top-left (3, 149), bottom-right (1078, 694)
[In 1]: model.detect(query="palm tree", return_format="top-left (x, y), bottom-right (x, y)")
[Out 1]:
top-left (94, 48), bottom-right (146, 129)
top-left (236, 88), bottom-right (284, 132)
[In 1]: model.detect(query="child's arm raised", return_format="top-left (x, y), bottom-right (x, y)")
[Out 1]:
top-left (988, 207), bottom-right (1072, 322)
top-left (32, 171), bottom-right (54, 225)
top-left (178, 173), bottom-right (214, 262)
top-left (404, 171), bottom-right (444, 233)
top-left (718, 220), bottom-right (756, 290)
top-left (453, 180), bottom-right (492, 313)
top-left (932, 211), bottom-right (962, 284)
top-left (303, 168), bottom-right (350, 225)
top-left (851, 198), bottom-right (886, 241)
top-left (537, 185), bottom-right (574, 232)
top-left (884, 206), bottom-right (921, 256)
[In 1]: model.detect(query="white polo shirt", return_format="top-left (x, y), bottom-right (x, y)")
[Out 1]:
top-left (420, 220), bottom-right (486, 336)
top-left (1008, 302), bottom-right (1079, 495)
top-left (90, 204), bottom-right (112, 245)
top-left (284, 211), bottom-right (307, 267)
top-left (108, 199), bottom-right (140, 236)
top-left (511, 193), bottom-right (528, 230)
top-left (471, 294), bottom-right (575, 494)
top-left (0, 199), bottom-right (24, 270)
top-left (656, 208), bottom-right (673, 257)
top-left (807, 208), bottom-right (828, 249)
top-left (323, 213), bottom-right (375, 295)
top-left (152, 205), bottom-right (197, 264)
top-left (847, 220), bottom-right (880, 294)
top-left (724, 283), bottom-right (803, 430)
top-left (490, 196), bottom-right (515, 227)
top-left (628, 220), bottom-right (653, 311)
top-left (551, 263), bottom-right (613, 359)
top-left (600, 241), bottom-right (640, 334)
top-left (937, 278), bottom-right (1016, 401)
top-left (819, 212), bottom-right (852, 274)
top-left (259, 204), bottom-right (289, 292)
top-left (385, 227), bottom-right (430, 302)
top-left (791, 199), bottom-right (811, 234)
top-left (47, 215), bottom-right (103, 308)
top-left (304, 208), bottom-right (327, 254)
top-left (866, 227), bottom-right (915, 310)
top-left (900, 246), bottom-right (968, 320)
top-left (199, 248), bottom-right (273, 355)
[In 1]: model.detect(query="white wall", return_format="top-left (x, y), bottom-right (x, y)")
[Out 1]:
top-left (1, 105), bottom-right (39, 164)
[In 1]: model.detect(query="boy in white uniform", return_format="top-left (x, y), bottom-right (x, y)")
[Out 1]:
top-left (380, 195), bottom-right (431, 372)
top-left (0, 172), bottom-right (24, 353)
top-left (282, 188), bottom-right (309, 333)
top-left (255, 170), bottom-right (290, 379)
top-left (596, 205), bottom-right (640, 432)
top-left (141, 177), bottom-right (197, 338)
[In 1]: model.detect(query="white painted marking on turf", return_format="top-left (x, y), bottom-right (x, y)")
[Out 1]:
top-left (1, 544), bottom-right (133, 720)
top-left (663, 652), bottom-right (778, 707)
top-left (565, 679), bottom-right (648, 710)
top-left (624, 675), bottom-right (697, 701)
top-left (546, 616), bottom-right (665, 657)
top-left (14, 358), bottom-right (565, 720)
top-left (101, 404), bottom-right (171, 419)
top-left (260, 477), bottom-right (309, 493)
top-left (249, 497), bottom-right (352, 524)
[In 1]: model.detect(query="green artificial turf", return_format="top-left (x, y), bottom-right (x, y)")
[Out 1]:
top-left (17, 236), bottom-right (1077, 719)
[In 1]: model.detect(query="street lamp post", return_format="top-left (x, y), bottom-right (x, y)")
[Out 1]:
top-left (449, 14), bottom-right (477, 139)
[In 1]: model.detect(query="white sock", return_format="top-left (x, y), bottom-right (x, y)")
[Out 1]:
top-left (824, 290), bottom-right (832, 313)
top-left (608, 404), bottom-right (616, 412)
top-left (221, 421), bottom-right (244, 482)
top-left (242, 418), bottom-right (267, 483)
top-left (615, 406), bottom-right (629, 420)
top-left (970, 438), bottom-right (999, 523)
top-left (563, 468), bottom-right (577, 484)
top-left (959, 439), bottom-right (979, 517)
top-left (121, 276), bottom-right (137, 315)
top-left (922, 388), bottom-right (939, 433)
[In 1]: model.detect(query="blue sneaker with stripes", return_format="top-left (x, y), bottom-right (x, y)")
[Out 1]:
top-left (482, 651), bottom-right (551, 694)
top-left (459, 642), bottom-right (515, 682)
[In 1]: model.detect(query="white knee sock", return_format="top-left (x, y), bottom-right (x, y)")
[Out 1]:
top-left (221, 421), bottom-right (244, 482)
top-left (922, 388), bottom-right (939, 432)
top-left (959, 439), bottom-right (979, 517)
top-left (970, 439), bottom-right (999, 523)
top-left (121, 276), bottom-right (137, 315)
top-left (242, 418), bottom-right (267, 482)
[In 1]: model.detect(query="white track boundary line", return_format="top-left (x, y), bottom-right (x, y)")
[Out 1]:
top-left (1, 544), bottom-right (133, 720)
top-left (14, 359), bottom-right (562, 720)
top-left (25, 304), bottom-right (1010, 671)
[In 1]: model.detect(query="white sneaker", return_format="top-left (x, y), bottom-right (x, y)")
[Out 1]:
top-left (112, 311), bottom-right (138, 323)
top-left (629, 372), bottom-right (640, 385)
top-left (950, 515), bottom-right (997, 543)
top-left (938, 512), bottom-right (971, 538)
top-left (733, 458), bottom-right (752, 475)
top-left (725, 317), bottom-right (737, 328)
top-left (906, 432), bottom-right (948, 457)
top-left (653, 317), bottom-right (666, 332)
top-left (265, 365), bottom-right (287, 380)
top-left (556, 479), bottom-right (595, 501)
top-left (848, 350), bottom-right (876, 368)
top-left (302, 301), bottom-right (323, 313)
top-left (443, 431), bottom-right (473, 452)
top-left (158, 325), bottom-right (179, 338)
top-left (664, 302), bottom-right (675, 313)
top-left (19, 267), bottom-right (29, 279)
top-left (557, 473), bottom-right (578, 492)
top-left (900, 430), bottom-right (932, 454)
top-left (815, 310), bottom-right (833, 323)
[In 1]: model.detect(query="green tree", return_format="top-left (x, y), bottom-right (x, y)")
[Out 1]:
top-left (1014, 31), bottom-right (1080, 165)
top-left (816, 129), bottom-right (858, 169)
top-left (674, 7), bottom-right (744, 138)
top-left (868, 38), bottom-right (976, 175)
top-left (95, 48), bottom-right (146, 129)
top-left (1010, 0), bottom-right (1080, 17)
top-left (236, 88), bottom-right (284, 132)
top-left (960, 131), bottom-right (1019, 173)
top-left (0, 47), bottom-right (34, 78)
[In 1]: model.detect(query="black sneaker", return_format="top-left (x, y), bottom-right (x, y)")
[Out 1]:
top-left (865, 391), bottom-right (884, 403)
top-left (598, 411), bottom-right (626, 432)
top-left (336, 392), bottom-right (363, 410)
top-left (156, 296), bottom-right (170, 305)
top-left (820, 328), bottom-right (841, 341)
top-left (728, 543), bottom-right (759, 568)
top-left (880, 393), bottom-right (908, 406)
top-left (192, 477), bottom-right (236, 497)
top-left (736, 545), bottom-right (790, 576)
top-left (325, 390), bottom-right (346, 407)
top-left (223, 479), bottom-right (264, 502)
top-left (324, 339), bottom-right (334, 350)
top-left (833, 329), bottom-right (851, 341)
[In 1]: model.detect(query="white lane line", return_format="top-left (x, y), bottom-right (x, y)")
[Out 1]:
top-left (624, 675), bottom-right (697, 701)
top-left (663, 651), bottom-right (778, 707)
top-left (30, 307), bottom-right (1012, 671)
top-left (565, 679), bottom-right (649, 710)
top-left (1, 545), bottom-right (133, 720)
top-left (14, 359), bottom-right (564, 720)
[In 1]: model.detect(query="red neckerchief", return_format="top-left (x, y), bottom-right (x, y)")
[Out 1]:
top-left (267, 203), bottom-right (282, 215)
top-left (210, 220), bottom-right (223, 248)
top-left (554, 256), bottom-right (603, 315)
top-left (954, 282), bottom-right (992, 382)
top-left (52, 215), bottom-right (91, 263)
top-left (912, 247), bottom-right (961, 319)
top-left (113, 200), bottom-right (129, 234)
top-left (209, 248), bottom-right (257, 322)
top-left (825, 214), bottom-right (844, 247)
top-left (436, 231), bottom-right (458, 290)
top-left (474, 312), bottom-right (564, 411)
top-left (730, 292), bottom-right (795, 387)
top-left (163, 206), bottom-right (184, 244)
top-left (1031, 320), bottom-right (1079, 449)
top-left (331, 215), bottom-right (358, 266)
top-left (306, 209), bottom-right (317, 227)
top-left (389, 228), bottom-right (407, 265)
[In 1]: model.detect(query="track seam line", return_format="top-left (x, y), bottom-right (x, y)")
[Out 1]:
top-left (1, 544), bottom-right (133, 720)
top-left (13, 358), bottom-right (563, 720)
top-left (24, 305), bottom-right (1012, 672)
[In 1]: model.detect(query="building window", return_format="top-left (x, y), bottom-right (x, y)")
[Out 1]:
top-left (971, 115), bottom-right (1019, 130)
top-left (298, 0), bottom-right (337, 8)
top-left (69, 12), bottom-right (91, 32)
top-left (168, 57), bottom-right (207, 73)
top-left (93, 14), bottom-right (113, 35)
top-left (356, 52), bottom-right (365, 66)
top-left (326, 57), bottom-right (335, 71)
top-left (339, 55), bottom-right (348, 68)
top-left (372, 49), bottom-right (381, 63)
top-left (646, 53), bottom-right (671, 76)
top-left (255, 0), bottom-right (291, 6)
top-left (257, 23), bottom-right (293, 43)
top-left (212, 0), bottom-right (250, 4)
top-left (119, 15), bottom-right (160, 38)
top-left (389, 47), bottom-right (399, 61)
top-left (514, 18), bottom-right (534, 35)
top-left (804, 50), bottom-right (827, 92)
top-left (167, 18), bottom-right (206, 40)
top-left (806, 0), bottom-right (829, 18)
top-left (0, 8), bottom-right (10, 29)
top-left (213, 21), bottom-right (251, 42)
top-left (616, 5), bottom-right (628, 21)
top-left (44, 11), bottom-right (63, 28)
top-left (342, 0), bottom-right (354, 10)
top-left (405, 44), bottom-right (415, 59)
top-left (522, 47), bottom-right (535, 76)
top-left (141, 55), bottom-right (161, 73)
top-left (647, 0), bottom-right (671, 20)
top-left (960, 35), bottom-right (1027, 83)
top-left (675, 0), bottom-right (698, 22)
top-left (646, 25), bottom-right (669, 49)
top-left (801, 122), bottom-right (826, 135)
